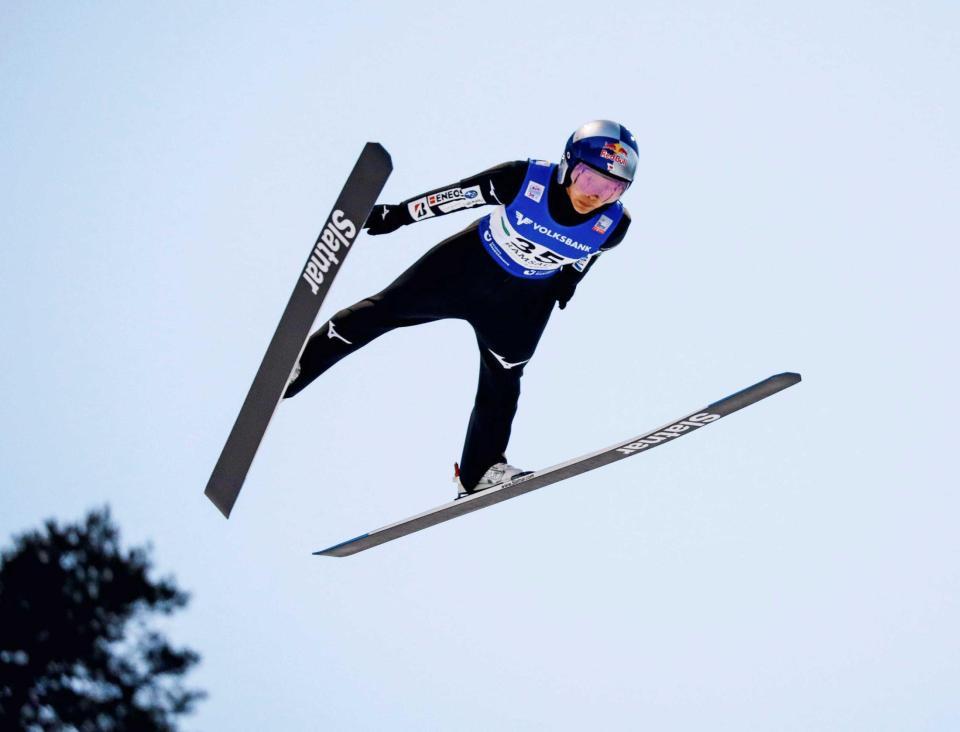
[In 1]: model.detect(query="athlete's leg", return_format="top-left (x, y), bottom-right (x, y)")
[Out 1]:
top-left (283, 300), bottom-right (429, 398)
top-left (284, 228), bottom-right (480, 399)
top-left (457, 290), bottom-right (555, 490)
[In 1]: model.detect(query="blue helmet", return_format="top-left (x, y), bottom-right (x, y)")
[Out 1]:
top-left (557, 120), bottom-right (639, 188)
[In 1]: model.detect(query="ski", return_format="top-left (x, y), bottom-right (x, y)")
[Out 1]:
top-left (315, 372), bottom-right (801, 557)
top-left (205, 143), bottom-right (393, 518)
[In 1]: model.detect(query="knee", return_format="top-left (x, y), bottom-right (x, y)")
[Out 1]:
top-left (325, 299), bottom-right (381, 341)
top-left (332, 299), bottom-right (373, 325)
top-left (476, 374), bottom-right (521, 416)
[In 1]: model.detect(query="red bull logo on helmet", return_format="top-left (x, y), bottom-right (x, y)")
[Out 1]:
top-left (600, 141), bottom-right (630, 168)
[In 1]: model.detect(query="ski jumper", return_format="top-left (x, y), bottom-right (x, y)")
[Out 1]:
top-left (283, 160), bottom-right (631, 490)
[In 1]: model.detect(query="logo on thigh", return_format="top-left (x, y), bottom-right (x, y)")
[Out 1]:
top-left (327, 321), bottom-right (352, 345)
top-left (488, 349), bottom-right (530, 370)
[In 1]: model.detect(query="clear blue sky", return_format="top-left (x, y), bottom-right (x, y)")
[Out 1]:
top-left (2, 2), bottom-right (958, 729)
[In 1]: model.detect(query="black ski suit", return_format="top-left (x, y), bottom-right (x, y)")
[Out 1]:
top-left (283, 160), bottom-right (631, 490)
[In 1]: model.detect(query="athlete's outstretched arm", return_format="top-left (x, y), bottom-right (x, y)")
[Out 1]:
top-left (363, 161), bottom-right (530, 236)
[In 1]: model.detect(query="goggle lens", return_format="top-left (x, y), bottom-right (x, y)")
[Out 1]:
top-left (570, 162), bottom-right (628, 201)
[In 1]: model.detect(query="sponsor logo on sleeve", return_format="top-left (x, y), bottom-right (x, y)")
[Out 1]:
top-left (462, 186), bottom-right (482, 204)
top-left (524, 180), bottom-right (545, 203)
top-left (615, 412), bottom-right (721, 455)
top-left (408, 197), bottom-right (434, 221)
top-left (427, 188), bottom-right (464, 207)
top-left (300, 209), bottom-right (356, 295)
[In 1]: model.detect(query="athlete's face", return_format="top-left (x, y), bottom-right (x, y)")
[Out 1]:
top-left (566, 162), bottom-right (628, 213)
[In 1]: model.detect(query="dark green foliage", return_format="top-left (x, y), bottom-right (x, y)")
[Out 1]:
top-left (0, 508), bottom-right (204, 730)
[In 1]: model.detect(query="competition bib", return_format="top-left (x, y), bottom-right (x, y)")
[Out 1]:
top-left (477, 160), bottom-right (622, 279)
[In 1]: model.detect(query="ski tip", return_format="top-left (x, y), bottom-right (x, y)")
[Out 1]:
top-left (770, 371), bottom-right (803, 384)
top-left (707, 371), bottom-right (802, 412)
top-left (750, 372), bottom-right (802, 391)
top-left (754, 371), bottom-right (803, 396)
top-left (361, 142), bottom-right (393, 170)
top-left (774, 371), bottom-right (802, 385)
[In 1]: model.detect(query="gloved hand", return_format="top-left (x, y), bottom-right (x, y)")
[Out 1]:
top-left (554, 277), bottom-right (578, 310)
top-left (363, 203), bottom-right (408, 236)
top-left (554, 284), bottom-right (577, 310)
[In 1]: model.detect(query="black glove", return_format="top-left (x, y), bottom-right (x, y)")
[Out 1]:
top-left (553, 268), bottom-right (580, 310)
top-left (553, 282), bottom-right (577, 310)
top-left (364, 203), bottom-right (408, 236)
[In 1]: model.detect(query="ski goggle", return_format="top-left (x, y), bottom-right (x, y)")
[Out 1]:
top-left (570, 162), bottom-right (629, 201)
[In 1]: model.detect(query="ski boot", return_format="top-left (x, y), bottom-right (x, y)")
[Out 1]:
top-left (454, 461), bottom-right (531, 500)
